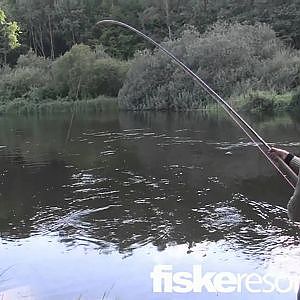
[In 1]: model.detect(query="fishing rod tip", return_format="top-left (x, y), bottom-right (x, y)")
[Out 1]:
top-left (96, 19), bottom-right (117, 26)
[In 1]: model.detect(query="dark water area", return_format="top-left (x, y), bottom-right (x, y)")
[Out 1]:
top-left (0, 111), bottom-right (300, 299)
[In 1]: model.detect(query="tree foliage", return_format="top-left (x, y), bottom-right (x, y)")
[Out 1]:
top-left (0, 7), bottom-right (20, 64)
top-left (2, 0), bottom-right (300, 63)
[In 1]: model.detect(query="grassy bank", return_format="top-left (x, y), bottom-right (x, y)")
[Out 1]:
top-left (230, 90), bottom-right (300, 115)
top-left (2, 90), bottom-right (300, 115)
top-left (0, 96), bottom-right (118, 115)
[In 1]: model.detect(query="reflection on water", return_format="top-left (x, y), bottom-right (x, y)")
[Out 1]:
top-left (0, 111), bottom-right (300, 299)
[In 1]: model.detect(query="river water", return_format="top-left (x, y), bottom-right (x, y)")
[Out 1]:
top-left (0, 111), bottom-right (300, 300)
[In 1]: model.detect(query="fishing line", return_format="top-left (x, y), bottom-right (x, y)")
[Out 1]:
top-left (97, 19), bottom-right (298, 189)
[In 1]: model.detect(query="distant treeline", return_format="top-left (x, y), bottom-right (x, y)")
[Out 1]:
top-left (1, 0), bottom-right (300, 64)
top-left (1, 0), bottom-right (300, 113)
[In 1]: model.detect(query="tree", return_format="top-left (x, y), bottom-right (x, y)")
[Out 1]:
top-left (0, 7), bottom-right (20, 64)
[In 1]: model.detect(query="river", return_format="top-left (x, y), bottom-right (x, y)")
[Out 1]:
top-left (0, 111), bottom-right (300, 299)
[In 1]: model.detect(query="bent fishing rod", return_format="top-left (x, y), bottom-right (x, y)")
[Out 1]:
top-left (97, 20), bottom-right (298, 189)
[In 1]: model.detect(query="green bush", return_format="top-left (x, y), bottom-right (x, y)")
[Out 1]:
top-left (0, 44), bottom-right (128, 112)
top-left (240, 93), bottom-right (275, 114)
top-left (88, 58), bottom-right (129, 97)
top-left (51, 44), bottom-right (95, 99)
top-left (254, 49), bottom-right (300, 92)
top-left (0, 50), bottom-right (51, 102)
top-left (51, 44), bottom-right (129, 99)
top-left (119, 22), bottom-right (300, 111)
top-left (233, 90), bottom-right (294, 114)
top-left (289, 89), bottom-right (300, 110)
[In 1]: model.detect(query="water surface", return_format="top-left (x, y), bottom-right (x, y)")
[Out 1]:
top-left (0, 111), bottom-right (300, 299)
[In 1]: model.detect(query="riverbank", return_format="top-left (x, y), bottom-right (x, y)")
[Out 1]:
top-left (0, 96), bottom-right (118, 115)
top-left (230, 90), bottom-right (300, 115)
top-left (1, 22), bottom-right (300, 115)
top-left (1, 91), bottom-right (300, 116)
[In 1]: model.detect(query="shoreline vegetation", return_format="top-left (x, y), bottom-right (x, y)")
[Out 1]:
top-left (1, 1), bottom-right (300, 115)
top-left (0, 96), bottom-right (119, 115)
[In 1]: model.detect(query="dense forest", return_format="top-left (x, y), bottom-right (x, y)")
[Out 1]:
top-left (1, 0), bottom-right (300, 113)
